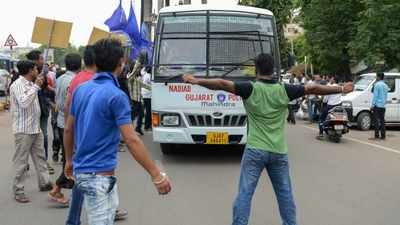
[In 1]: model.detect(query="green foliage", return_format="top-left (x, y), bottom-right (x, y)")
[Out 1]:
top-left (301, 0), bottom-right (364, 78)
top-left (240, 0), bottom-right (294, 69)
top-left (350, 0), bottom-right (400, 69)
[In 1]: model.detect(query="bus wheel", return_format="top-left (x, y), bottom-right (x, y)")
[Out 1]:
top-left (161, 144), bottom-right (175, 154)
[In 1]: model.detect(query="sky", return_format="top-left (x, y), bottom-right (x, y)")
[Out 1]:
top-left (0, 0), bottom-right (238, 49)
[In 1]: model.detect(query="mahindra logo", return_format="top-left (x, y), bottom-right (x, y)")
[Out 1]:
top-left (212, 112), bottom-right (223, 117)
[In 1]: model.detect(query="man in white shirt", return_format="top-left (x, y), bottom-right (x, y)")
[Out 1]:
top-left (141, 66), bottom-right (152, 131)
top-left (317, 75), bottom-right (342, 137)
top-left (10, 60), bottom-right (52, 203)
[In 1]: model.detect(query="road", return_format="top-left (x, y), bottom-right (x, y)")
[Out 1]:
top-left (0, 111), bottom-right (400, 225)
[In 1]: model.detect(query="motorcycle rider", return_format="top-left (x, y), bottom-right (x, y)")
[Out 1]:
top-left (317, 75), bottom-right (342, 138)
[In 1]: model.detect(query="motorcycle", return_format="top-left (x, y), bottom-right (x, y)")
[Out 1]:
top-left (322, 105), bottom-right (350, 143)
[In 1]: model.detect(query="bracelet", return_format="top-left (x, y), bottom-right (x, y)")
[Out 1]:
top-left (153, 172), bottom-right (167, 185)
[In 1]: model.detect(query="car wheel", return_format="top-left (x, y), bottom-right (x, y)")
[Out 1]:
top-left (357, 112), bottom-right (371, 131)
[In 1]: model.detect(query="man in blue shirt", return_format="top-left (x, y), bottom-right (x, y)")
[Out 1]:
top-left (371, 72), bottom-right (390, 140)
top-left (63, 39), bottom-right (171, 225)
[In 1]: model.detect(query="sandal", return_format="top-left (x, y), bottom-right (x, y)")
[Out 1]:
top-left (15, 192), bottom-right (30, 203)
top-left (47, 164), bottom-right (55, 175)
top-left (48, 192), bottom-right (69, 206)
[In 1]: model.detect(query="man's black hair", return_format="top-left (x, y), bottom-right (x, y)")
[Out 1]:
top-left (255, 53), bottom-right (274, 76)
top-left (83, 45), bottom-right (96, 67)
top-left (65, 53), bottom-right (82, 71)
top-left (17, 60), bottom-right (36, 75)
top-left (26, 50), bottom-right (42, 61)
top-left (93, 38), bottom-right (124, 72)
top-left (377, 72), bottom-right (385, 80)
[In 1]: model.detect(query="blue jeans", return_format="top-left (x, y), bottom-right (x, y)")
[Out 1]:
top-left (232, 148), bottom-right (297, 225)
top-left (66, 185), bottom-right (84, 225)
top-left (75, 174), bottom-right (119, 225)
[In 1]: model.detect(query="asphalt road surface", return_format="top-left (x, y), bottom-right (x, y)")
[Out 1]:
top-left (0, 111), bottom-right (400, 225)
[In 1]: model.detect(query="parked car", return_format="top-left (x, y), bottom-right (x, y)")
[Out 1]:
top-left (341, 73), bottom-right (400, 130)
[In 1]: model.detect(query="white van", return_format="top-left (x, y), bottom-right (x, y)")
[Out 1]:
top-left (341, 73), bottom-right (400, 130)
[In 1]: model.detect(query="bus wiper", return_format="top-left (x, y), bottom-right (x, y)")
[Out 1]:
top-left (220, 58), bottom-right (255, 78)
top-left (164, 73), bottom-right (184, 85)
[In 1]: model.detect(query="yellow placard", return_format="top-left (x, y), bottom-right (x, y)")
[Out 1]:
top-left (31, 17), bottom-right (72, 49)
top-left (88, 27), bottom-right (130, 46)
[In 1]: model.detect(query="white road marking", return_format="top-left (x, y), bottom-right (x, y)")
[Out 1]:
top-left (301, 125), bottom-right (400, 155)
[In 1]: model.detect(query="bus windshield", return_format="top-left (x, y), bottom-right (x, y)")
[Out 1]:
top-left (154, 11), bottom-right (277, 78)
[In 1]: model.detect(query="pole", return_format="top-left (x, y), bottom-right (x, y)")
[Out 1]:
top-left (140, 0), bottom-right (145, 25)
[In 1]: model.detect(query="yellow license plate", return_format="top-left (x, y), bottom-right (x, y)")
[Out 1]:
top-left (206, 132), bottom-right (229, 145)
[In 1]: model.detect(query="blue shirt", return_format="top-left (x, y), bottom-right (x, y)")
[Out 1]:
top-left (372, 80), bottom-right (389, 108)
top-left (70, 72), bottom-right (132, 174)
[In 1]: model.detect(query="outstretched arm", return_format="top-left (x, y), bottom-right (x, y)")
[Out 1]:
top-left (183, 74), bottom-right (235, 94)
top-left (305, 82), bottom-right (353, 95)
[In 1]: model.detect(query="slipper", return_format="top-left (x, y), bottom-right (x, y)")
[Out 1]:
top-left (48, 192), bottom-right (69, 206)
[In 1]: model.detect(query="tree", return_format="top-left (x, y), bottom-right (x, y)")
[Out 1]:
top-left (240, 0), bottom-right (294, 69)
top-left (300, 0), bottom-right (364, 79)
top-left (350, 0), bottom-right (400, 69)
top-left (37, 44), bottom-right (81, 67)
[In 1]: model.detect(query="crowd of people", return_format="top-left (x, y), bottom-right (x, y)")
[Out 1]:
top-left (8, 39), bottom-right (169, 225)
top-left (285, 72), bottom-right (389, 141)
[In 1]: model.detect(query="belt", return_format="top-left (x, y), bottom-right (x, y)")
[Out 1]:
top-left (83, 171), bottom-right (115, 176)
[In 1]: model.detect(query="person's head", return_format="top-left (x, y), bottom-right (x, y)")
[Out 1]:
top-left (377, 72), bottom-right (384, 81)
top-left (313, 74), bottom-right (321, 81)
top-left (26, 50), bottom-right (44, 67)
top-left (83, 45), bottom-right (97, 71)
top-left (328, 75), bottom-right (337, 84)
top-left (17, 60), bottom-right (38, 80)
top-left (64, 53), bottom-right (82, 72)
top-left (255, 53), bottom-right (274, 78)
top-left (93, 38), bottom-right (124, 75)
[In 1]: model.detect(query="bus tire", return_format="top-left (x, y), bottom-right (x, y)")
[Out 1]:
top-left (161, 144), bottom-right (175, 154)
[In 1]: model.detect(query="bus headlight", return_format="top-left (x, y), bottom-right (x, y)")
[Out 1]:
top-left (161, 114), bottom-right (180, 127)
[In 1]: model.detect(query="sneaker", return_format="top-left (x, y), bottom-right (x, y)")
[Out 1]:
top-left (135, 129), bottom-right (144, 136)
top-left (15, 192), bottom-right (30, 203)
top-left (114, 208), bottom-right (128, 221)
top-left (39, 183), bottom-right (53, 192)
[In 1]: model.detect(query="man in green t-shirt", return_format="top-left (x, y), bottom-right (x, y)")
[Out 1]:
top-left (183, 54), bottom-right (353, 225)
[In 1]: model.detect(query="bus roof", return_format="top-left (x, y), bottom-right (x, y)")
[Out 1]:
top-left (159, 4), bottom-right (274, 16)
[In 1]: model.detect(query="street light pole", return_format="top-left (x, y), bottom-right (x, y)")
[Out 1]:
top-left (140, 0), bottom-right (145, 25)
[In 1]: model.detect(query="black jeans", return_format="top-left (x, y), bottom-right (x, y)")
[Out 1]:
top-left (373, 107), bottom-right (386, 139)
top-left (56, 127), bottom-right (74, 188)
top-left (319, 104), bottom-right (338, 135)
top-left (287, 104), bottom-right (296, 124)
top-left (143, 98), bottom-right (152, 129)
top-left (132, 100), bottom-right (144, 131)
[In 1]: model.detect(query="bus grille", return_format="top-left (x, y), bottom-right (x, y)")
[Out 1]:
top-left (186, 114), bottom-right (247, 127)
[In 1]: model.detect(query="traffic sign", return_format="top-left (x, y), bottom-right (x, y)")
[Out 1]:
top-left (4, 34), bottom-right (18, 50)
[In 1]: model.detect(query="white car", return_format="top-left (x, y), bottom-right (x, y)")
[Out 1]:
top-left (341, 73), bottom-right (400, 130)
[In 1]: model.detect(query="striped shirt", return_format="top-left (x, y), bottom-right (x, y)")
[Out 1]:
top-left (10, 76), bottom-right (41, 134)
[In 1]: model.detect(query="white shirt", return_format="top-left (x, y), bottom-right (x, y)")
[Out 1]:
top-left (325, 83), bottom-right (342, 106)
top-left (10, 76), bottom-right (41, 134)
top-left (141, 69), bottom-right (152, 99)
top-left (307, 80), bottom-right (316, 99)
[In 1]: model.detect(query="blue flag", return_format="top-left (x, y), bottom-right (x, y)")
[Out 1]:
top-left (125, 0), bottom-right (141, 43)
top-left (139, 22), bottom-right (153, 64)
top-left (104, 0), bottom-right (128, 32)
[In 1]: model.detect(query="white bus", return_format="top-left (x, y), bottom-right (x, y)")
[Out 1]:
top-left (151, 4), bottom-right (281, 153)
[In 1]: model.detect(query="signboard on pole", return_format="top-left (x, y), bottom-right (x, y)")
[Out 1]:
top-left (4, 34), bottom-right (18, 50)
top-left (31, 17), bottom-right (73, 49)
top-left (88, 27), bottom-right (129, 46)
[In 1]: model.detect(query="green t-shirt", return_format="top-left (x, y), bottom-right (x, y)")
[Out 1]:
top-left (235, 80), bottom-right (305, 154)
